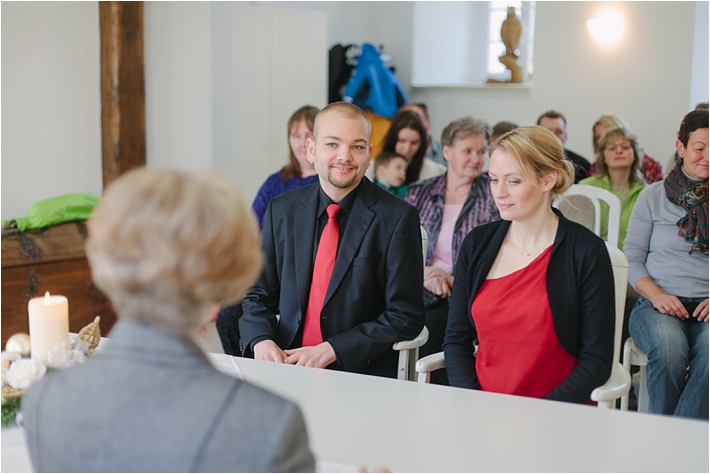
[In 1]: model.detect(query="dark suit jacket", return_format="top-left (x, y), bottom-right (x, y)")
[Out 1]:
top-left (240, 178), bottom-right (425, 378)
top-left (564, 148), bottom-right (590, 183)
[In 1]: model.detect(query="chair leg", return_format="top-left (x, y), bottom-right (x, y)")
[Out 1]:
top-left (417, 371), bottom-right (431, 384)
top-left (637, 365), bottom-right (650, 413)
top-left (621, 339), bottom-right (632, 411)
top-left (406, 348), bottom-right (419, 382)
top-left (397, 351), bottom-right (408, 381)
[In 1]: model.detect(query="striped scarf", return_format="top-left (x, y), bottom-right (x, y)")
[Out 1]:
top-left (664, 161), bottom-right (708, 255)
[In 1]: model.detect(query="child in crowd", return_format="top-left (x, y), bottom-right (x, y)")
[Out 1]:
top-left (374, 151), bottom-right (408, 198)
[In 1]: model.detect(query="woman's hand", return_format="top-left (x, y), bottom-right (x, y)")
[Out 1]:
top-left (424, 266), bottom-right (453, 298)
top-left (651, 293), bottom-right (691, 319)
top-left (695, 299), bottom-right (709, 322)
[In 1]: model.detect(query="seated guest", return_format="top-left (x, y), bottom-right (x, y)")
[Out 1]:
top-left (537, 110), bottom-right (590, 183)
top-left (405, 117), bottom-right (500, 384)
top-left (251, 105), bottom-right (320, 229)
top-left (444, 126), bottom-right (615, 403)
top-left (626, 109), bottom-right (708, 420)
top-left (239, 102), bottom-right (425, 378)
top-left (490, 120), bottom-right (518, 144)
top-left (381, 110), bottom-right (446, 184)
top-left (580, 127), bottom-right (646, 249)
top-left (218, 105), bottom-right (319, 356)
top-left (592, 113), bottom-right (664, 183)
top-left (399, 102), bottom-right (446, 166)
top-left (374, 150), bottom-right (408, 198)
top-left (22, 168), bottom-right (315, 472)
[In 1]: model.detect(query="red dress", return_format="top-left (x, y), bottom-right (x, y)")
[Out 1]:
top-left (471, 246), bottom-right (576, 398)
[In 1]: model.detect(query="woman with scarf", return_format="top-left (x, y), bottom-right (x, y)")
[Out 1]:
top-left (625, 108), bottom-right (708, 419)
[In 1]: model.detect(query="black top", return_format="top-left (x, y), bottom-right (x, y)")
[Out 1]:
top-left (564, 148), bottom-right (591, 183)
top-left (443, 209), bottom-right (615, 403)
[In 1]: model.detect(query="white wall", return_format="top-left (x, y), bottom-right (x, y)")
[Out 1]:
top-left (1, 1), bottom-right (101, 222)
top-left (144, 2), bottom-right (213, 172)
top-left (690, 1), bottom-right (709, 110)
top-left (2, 1), bottom-right (707, 221)
top-left (409, 1), bottom-right (703, 167)
top-left (243, 1), bottom-right (708, 168)
top-left (144, 2), bottom-right (326, 203)
top-left (209, 3), bottom-right (327, 202)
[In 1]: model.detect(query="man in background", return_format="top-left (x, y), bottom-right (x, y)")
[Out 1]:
top-left (537, 110), bottom-right (590, 183)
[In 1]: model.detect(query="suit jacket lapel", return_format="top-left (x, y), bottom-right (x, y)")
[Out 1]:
top-left (324, 180), bottom-right (376, 306)
top-left (295, 186), bottom-right (319, 318)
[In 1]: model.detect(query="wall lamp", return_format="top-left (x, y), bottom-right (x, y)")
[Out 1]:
top-left (587, 9), bottom-right (625, 45)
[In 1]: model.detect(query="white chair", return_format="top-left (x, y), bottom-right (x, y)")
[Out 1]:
top-left (392, 226), bottom-right (430, 381)
top-left (620, 337), bottom-right (650, 412)
top-left (553, 184), bottom-right (622, 249)
top-left (416, 242), bottom-right (631, 408)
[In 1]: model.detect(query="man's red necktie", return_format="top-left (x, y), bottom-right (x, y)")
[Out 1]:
top-left (302, 204), bottom-right (341, 346)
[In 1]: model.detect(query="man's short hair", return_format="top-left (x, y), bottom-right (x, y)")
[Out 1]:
top-left (399, 102), bottom-right (430, 121)
top-left (492, 121), bottom-right (519, 137)
top-left (314, 101), bottom-right (372, 139)
top-left (536, 110), bottom-right (567, 127)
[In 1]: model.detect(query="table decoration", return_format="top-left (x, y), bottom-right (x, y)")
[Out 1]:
top-left (1, 317), bottom-right (101, 426)
top-left (28, 292), bottom-right (69, 365)
top-left (5, 334), bottom-right (31, 357)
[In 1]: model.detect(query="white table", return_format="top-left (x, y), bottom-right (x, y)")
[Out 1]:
top-left (207, 354), bottom-right (708, 472)
top-left (3, 353), bottom-right (708, 472)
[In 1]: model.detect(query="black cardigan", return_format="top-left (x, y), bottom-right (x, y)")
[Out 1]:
top-left (443, 209), bottom-right (615, 403)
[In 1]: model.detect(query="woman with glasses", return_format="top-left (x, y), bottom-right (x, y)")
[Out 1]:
top-left (579, 127), bottom-right (646, 249)
top-left (591, 114), bottom-right (664, 184)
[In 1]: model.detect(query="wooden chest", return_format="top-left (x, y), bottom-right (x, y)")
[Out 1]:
top-left (1, 222), bottom-right (117, 347)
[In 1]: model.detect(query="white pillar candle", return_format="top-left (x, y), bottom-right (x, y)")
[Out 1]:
top-left (28, 292), bottom-right (69, 365)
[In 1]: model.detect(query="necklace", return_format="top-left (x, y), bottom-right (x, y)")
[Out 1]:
top-left (510, 243), bottom-right (531, 257)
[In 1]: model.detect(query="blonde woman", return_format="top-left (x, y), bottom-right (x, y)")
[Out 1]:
top-left (444, 126), bottom-right (615, 403)
top-left (22, 168), bottom-right (315, 472)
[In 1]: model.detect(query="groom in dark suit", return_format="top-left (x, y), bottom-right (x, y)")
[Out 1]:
top-left (240, 102), bottom-right (425, 378)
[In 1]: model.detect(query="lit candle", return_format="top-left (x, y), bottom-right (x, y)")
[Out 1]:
top-left (28, 292), bottom-right (69, 365)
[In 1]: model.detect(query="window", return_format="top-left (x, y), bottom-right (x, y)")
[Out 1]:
top-left (411, 1), bottom-right (536, 87)
top-left (487, 2), bottom-right (536, 82)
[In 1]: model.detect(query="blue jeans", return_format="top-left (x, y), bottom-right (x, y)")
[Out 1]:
top-left (629, 296), bottom-right (708, 420)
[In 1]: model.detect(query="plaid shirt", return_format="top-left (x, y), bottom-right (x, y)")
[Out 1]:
top-left (405, 174), bottom-right (500, 266)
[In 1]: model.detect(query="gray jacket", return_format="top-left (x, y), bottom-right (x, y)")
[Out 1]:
top-left (22, 320), bottom-right (315, 472)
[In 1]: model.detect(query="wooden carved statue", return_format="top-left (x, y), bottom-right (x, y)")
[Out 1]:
top-left (488, 7), bottom-right (524, 84)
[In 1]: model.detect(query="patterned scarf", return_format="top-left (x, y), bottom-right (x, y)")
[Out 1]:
top-left (664, 160), bottom-right (708, 255)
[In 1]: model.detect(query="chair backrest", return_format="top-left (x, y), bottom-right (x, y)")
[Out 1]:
top-left (420, 226), bottom-right (428, 271)
top-left (553, 184), bottom-right (622, 248)
top-left (606, 242), bottom-right (629, 368)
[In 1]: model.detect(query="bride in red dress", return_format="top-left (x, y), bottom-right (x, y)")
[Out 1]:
top-left (444, 126), bottom-right (616, 403)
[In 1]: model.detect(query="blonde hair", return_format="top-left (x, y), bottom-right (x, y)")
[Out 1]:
top-left (86, 168), bottom-right (263, 336)
top-left (593, 127), bottom-right (642, 185)
top-left (490, 126), bottom-right (574, 196)
top-left (592, 114), bottom-right (633, 155)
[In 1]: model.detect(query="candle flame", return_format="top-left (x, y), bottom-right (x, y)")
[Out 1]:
top-left (45, 291), bottom-right (51, 305)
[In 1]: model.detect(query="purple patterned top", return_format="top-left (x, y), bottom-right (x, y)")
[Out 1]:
top-left (252, 171), bottom-right (319, 228)
top-left (405, 174), bottom-right (500, 267)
